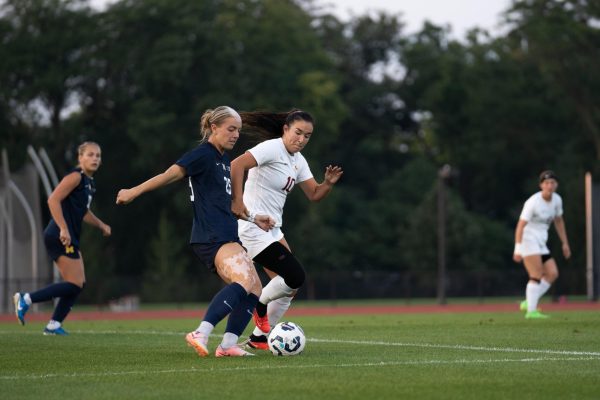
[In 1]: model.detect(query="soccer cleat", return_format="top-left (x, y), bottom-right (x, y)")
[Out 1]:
top-left (252, 309), bottom-right (271, 334)
top-left (13, 293), bottom-right (29, 326)
top-left (43, 327), bottom-right (69, 335)
top-left (519, 300), bottom-right (527, 311)
top-left (215, 345), bottom-right (255, 357)
top-left (241, 336), bottom-right (269, 351)
top-left (185, 331), bottom-right (209, 357)
top-left (525, 310), bottom-right (549, 319)
top-left (520, 300), bottom-right (542, 312)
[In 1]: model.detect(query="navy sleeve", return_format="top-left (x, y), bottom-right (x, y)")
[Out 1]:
top-left (176, 146), bottom-right (209, 177)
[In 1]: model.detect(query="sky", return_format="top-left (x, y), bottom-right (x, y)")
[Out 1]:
top-left (90, 0), bottom-right (513, 40)
top-left (317, 0), bottom-right (512, 39)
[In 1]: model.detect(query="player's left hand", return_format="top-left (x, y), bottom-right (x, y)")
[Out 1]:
top-left (254, 214), bottom-right (276, 232)
top-left (324, 165), bottom-right (343, 185)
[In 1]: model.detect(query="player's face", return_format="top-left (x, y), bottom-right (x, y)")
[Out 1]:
top-left (539, 178), bottom-right (558, 195)
top-left (211, 116), bottom-right (241, 152)
top-left (282, 120), bottom-right (313, 154)
top-left (78, 144), bottom-right (102, 175)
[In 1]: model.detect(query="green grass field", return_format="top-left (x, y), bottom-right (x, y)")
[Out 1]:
top-left (1, 309), bottom-right (599, 399)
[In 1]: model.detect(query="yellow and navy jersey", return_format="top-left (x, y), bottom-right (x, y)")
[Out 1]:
top-left (176, 142), bottom-right (238, 244)
top-left (45, 168), bottom-right (95, 248)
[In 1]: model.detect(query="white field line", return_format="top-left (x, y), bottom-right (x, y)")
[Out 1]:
top-left (2, 329), bottom-right (599, 358)
top-left (310, 338), bottom-right (600, 358)
top-left (0, 357), bottom-right (599, 381)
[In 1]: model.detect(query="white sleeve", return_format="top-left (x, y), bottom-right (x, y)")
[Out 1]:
top-left (555, 194), bottom-right (563, 217)
top-left (519, 197), bottom-right (535, 222)
top-left (248, 140), bottom-right (278, 166)
top-left (296, 153), bottom-right (313, 183)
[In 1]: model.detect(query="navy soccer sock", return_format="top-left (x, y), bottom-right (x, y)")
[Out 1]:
top-left (51, 283), bottom-right (83, 323)
top-left (225, 293), bottom-right (259, 336)
top-left (203, 283), bottom-right (247, 326)
top-left (29, 282), bottom-right (82, 304)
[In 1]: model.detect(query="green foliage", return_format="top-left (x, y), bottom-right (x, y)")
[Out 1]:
top-left (506, 0), bottom-right (600, 163)
top-left (0, 0), bottom-right (97, 158)
top-left (141, 210), bottom-right (188, 302)
top-left (78, 215), bottom-right (117, 304)
top-left (1, 0), bottom-right (597, 300)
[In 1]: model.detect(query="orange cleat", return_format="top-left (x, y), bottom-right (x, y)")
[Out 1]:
top-left (185, 331), bottom-right (209, 357)
top-left (215, 345), bottom-right (255, 357)
top-left (253, 310), bottom-right (271, 334)
top-left (241, 337), bottom-right (269, 351)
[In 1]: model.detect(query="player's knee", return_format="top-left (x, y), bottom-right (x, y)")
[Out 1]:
top-left (272, 249), bottom-right (305, 289)
top-left (254, 242), bottom-right (306, 289)
top-left (283, 262), bottom-right (305, 289)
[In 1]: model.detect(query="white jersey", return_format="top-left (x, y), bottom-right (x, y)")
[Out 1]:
top-left (242, 138), bottom-right (313, 228)
top-left (519, 191), bottom-right (563, 246)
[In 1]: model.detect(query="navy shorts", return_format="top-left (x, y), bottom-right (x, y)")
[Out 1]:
top-left (44, 232), bottom-right (80, 261)
top-left (191, 240), bottom-right (243, 273)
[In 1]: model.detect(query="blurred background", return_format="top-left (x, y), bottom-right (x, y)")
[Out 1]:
top-left (0, 0), bottom-right (598, 311)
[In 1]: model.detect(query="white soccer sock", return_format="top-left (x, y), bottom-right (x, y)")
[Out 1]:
top-left (537, 278), bottom-right (551, 298)
top-left (268, 296), bottom-right (293, 326)
top-left (259, 275), bottom-right (295, 305)
top-left (195, 321), bottom-right (214, 341)
top-left (24, 293), bottom-right (32, 305)
top-left (220, 332), bottom-right (239, 349)
top-left (46, 320), bottom-right (61, 330)
top-left (526, 282), bottom-right (540, 312)
top-left (252, 327), bottom-right (265, 337)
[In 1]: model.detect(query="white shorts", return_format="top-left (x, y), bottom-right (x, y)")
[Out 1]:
top-left (238, 221), bottom-right (284, 259)
top-left (520, 237), bottom-right (550, 257)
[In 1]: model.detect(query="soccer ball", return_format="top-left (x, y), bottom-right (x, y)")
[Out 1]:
top-left (267, 321), bottom-right (306, 356)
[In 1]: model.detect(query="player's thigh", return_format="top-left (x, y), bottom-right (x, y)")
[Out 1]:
top-left (522, 255), bottom-right (544, 279)
top-left (214, 242), bottom-right (261, 294)
top-left (55, 254), bottom-right (86, 287)
top-left (278, 237), bottom-right (291, 252)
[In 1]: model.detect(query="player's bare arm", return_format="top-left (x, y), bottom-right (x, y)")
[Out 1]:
top-left (554, 216), bottom-right (571, 259)
top-left (513, 219), bottom-right (527, 263)
top-left (230, 151), bottom-right (259, 219)
top-left (116, 164), bottom-right (185, 205)
top-left (298, 165), bottom-right (343, 202)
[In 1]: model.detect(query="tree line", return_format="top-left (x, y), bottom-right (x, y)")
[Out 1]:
top-left (1, 0), bottom-right (598, 302)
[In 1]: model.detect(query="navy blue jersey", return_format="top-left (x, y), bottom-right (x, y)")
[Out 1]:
top-left (44, 168), bottom-right (95, 248)
top-left (176, 142), bottom-right (238, 244)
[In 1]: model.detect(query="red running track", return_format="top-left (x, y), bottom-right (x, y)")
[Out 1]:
top-left (1, 301), bottom-right (599, 323)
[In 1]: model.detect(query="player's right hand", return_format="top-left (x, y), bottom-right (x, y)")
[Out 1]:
top-left (255, 214), bottom-right (276, 232)
top-left (59, 228), bottom-right (71, 247)
top-left (116, 188), bottom-right (136, 205)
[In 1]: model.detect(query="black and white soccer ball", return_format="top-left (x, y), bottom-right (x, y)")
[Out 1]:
top-left (267, 321), bottom-right (306, 356)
